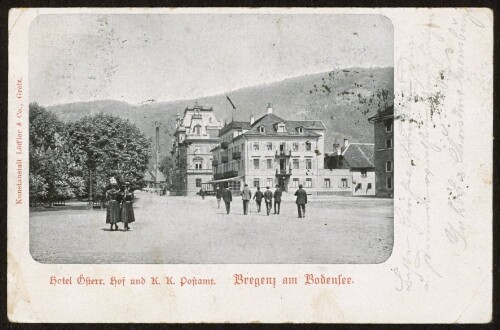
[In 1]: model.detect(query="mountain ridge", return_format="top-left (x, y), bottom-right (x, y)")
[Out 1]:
top-left (45, 67), bottom-right (394, 166)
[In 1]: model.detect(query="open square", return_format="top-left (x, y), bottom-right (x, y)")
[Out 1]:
top-left (30, 192), bottom-right (393, 264)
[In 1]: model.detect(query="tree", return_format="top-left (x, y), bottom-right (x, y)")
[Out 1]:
top-left (29, 103), bottom-right (85, 205)
top-left (67, 113), bottom-right (151, 199)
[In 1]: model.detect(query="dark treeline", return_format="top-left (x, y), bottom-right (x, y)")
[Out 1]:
top-left (29, 103), bottom-right (151, 206)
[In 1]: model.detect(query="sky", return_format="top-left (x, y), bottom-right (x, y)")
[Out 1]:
top-left (29, 14), bottom-right (393, 106)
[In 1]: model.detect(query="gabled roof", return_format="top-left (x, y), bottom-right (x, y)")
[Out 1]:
top-left (143, 170), bottom-right (166, 182)
top-left (288, 120), bottom-right (326, 130)
top-left (218, 120), bottom-right (252, 137)
top-left (143, 171), bottom-right (154, 182)
top-left (342, 143), bottom-right (375, 168)
top-left (243, 113), bottom-right (321, 137)
top-left (368, 105), bottom-right (394, 123)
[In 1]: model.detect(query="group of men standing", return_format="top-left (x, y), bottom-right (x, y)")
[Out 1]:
top-left (214, 184), bottom-right (308, 218)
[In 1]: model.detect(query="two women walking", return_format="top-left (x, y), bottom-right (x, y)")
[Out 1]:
top-left (105, 179), bottom-right (135, 231)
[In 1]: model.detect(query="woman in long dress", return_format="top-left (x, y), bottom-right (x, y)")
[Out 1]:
top-left (121, 183), bottom-right (135, 231)
top-left (105, 183), bottom-right (122, 231)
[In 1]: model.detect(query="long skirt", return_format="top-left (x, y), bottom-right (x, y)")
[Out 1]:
top-left (106, 200), bottom-right (121, 224)
top-left (121, 201), bottom-right (135, 225)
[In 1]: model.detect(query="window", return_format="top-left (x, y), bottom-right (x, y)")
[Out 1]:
top-left (194, 125), bottom-right (201, 135)
top-left (194, 158), bottom-right (203, 169)
top-left (341, 178), bottom-right (348, 188)
top-left (277, 123), bottom-right (286, 133)
top-left (293, 142), bottom-right (299, 151)
top-left (253, 179), bottom-right (260, 188)
top-left (387, 177), bottom-right (393, 189)
top-left (386, 138), bottom-right (393, 149)
top-left (386, 160), bottom-right (393, 172)
top-left (228, 181), bottom-right (241, 191)
top-left (305, 142), bottom-right (312, 151)
top-left (385, 120), bottom-right (393, 132)
top-left (279, 142), bottom-right (286, 151)
top-left (253, 142), bottom-right (260, 151)
top-left (195, 178), bottom-right (202, 187)
top-left (259, 126), bottom-right (265, 133)
top-left (367, 183), bottom-right (373, 190)
top-left (305, 178), bottom-right (312, 187)
top-left (266, 159), bottom-right (273, 169)
top-left (267, 178), bottom-right (273, 187)
top-left (266, 142), bottom-right (273, 150)
top-left (306, 159), bottom-right (312, 170)
top-left (292, 159), bottom-right (299, 169)
top-left (293, 178), bottom-right (299, 187)
top-left (324, 178), bottom-right (331, 188)
top-left (361, 170), bottom-right (367, 178)
top-left (297, 127), bottom-right (304, 133)
top-left (253, 158), bottom-right (260, 169)
top-left (358, 183), bottom-right (363, 189)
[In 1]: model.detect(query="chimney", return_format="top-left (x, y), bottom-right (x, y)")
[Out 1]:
top-left (250, 115), bottom-right (255, 125)
top-left (267, 103), bottom-right (273, 114)
top-left (344, 138), bottom-right (349, 149)
top-left (333, 143), bottom-right (340, 156)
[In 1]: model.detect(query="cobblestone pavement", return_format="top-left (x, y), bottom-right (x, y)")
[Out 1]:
top-left (30, 191), bottom-right (394, 264)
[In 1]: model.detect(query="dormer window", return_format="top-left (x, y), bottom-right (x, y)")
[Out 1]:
top-left (297, 127), bottom-right (304, 133)
top-left (194, 124), bottom-right (201, 135)
top-left (259, 126), bottom-right (265, 133)
top-left (277, 123), bottom-right (286, 133)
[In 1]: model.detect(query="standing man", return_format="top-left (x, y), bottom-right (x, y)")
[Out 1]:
top-left (294, 184), bottom-right (307, 218)
top-left (264, 186), bottom-right (273, 216)
top-left (241, 184), bottom-right (252, 215)
top-left (199, 188), bottom-right (205, 200)
top-left (215, 185), bottom-right (222, 209)
top-left (273, 184), bottom-right (282, 215)
top-left (253, 186), bottom-right (263, 212)
top-left (222, 184), bottom-right (232, 214)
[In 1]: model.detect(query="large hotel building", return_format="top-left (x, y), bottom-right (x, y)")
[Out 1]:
top-left (171, 103), bottom-right (378, 197)
top-left (210, 104), bottom-right (326, 193)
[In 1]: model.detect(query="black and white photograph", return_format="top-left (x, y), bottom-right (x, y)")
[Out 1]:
top-left (28, 13), bottom-right (395, 264)
top-left (8, 7), bottom-right (494, 323)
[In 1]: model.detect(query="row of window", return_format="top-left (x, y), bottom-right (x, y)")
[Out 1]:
top-left (196, 176), bottom-right (390, 190)
top-left (323, 178), bottom-right (349, 188)
top-left (252, 141), bottom-right (312, 151)
top-left (251, 178), bottom-right (314, 188)
top-left (251, 158), bottom-right (313, 170)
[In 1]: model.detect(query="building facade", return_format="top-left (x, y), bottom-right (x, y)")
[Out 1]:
top-left (210, 104), bottom-right (326, 194)
top-left (171, 104), bottom-right (222, 195)
top-left (321, 140), bottom-right (375, 196)
top-left (368, 106), bottom-right (394, 197)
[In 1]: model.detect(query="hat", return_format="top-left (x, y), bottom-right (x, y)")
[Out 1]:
top-left (266, 186), bottom-right (270, 189)
top-left (299, 184), bottom-right (303, 188)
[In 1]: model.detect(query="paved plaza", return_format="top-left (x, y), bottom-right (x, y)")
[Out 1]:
top-left (30, 192), bottom-right (394, 264)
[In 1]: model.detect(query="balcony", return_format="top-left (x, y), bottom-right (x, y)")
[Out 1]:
top-left (275, 149), bottom-right (292, 157)
top-left (187, 168), bottom-right (213, 174)
top-left (232, 151), bottom-right (242, 160)
top-left (225, 170), bottom-right (239, 178)
top-left (213, 170), bottom-right (239, 180)
top-left (276, 168), bottom-right (292, 177)
top-left (221, 155), bottom-right (229, 163)
top-left (212, 159), bottom-right (219, 166)
top-left (220, 141), bottom-right (229, 150)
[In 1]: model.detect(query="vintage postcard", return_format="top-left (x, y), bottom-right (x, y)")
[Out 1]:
top-left (8, 8), bottom-right (492, 323)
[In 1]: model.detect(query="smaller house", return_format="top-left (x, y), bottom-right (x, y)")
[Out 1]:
top-left (143, 170), bottom-right (167, 190)
top-left (322, 139), bottom-right (375, 196)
